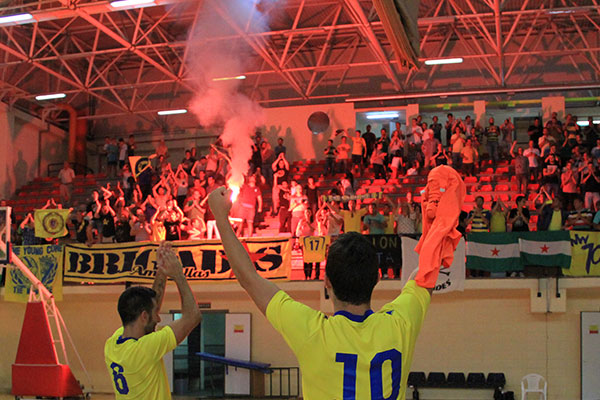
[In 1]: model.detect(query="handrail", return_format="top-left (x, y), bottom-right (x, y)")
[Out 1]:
top-left (47, 162), bottom-right (94, 178)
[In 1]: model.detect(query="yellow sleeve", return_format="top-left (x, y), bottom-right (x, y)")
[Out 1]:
top-left (266, 290), bottom-right (326, 354)
top-left (379, 281), bottom-right (430, 339)
top-left (358, 208), bottom-right (368, 217)
top-left (138, 325), bottom-right (177, 362)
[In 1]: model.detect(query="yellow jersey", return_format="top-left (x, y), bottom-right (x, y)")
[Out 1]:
top-left (301, 236), bottom-right (331, 263)
top-left (340, 208), bottom-right (367, 233)
top-left (104, 326), bottom-right (177, 399)
top-left (266, 280), bottom-right (430, 400)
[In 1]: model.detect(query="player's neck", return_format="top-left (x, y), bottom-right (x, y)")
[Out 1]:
top-left (122, 324), bottom-right (145, 340)
top-left (332, 299), bottom-right (372, 316)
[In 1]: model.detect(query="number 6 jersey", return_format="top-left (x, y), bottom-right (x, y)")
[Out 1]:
top-left (104, 325), bottom-right (177, 399)
top-left (266, 280), bottom-right (430, 400)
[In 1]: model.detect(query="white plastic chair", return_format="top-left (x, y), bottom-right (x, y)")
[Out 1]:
top-left (521, 373), bottom-right (547, 400)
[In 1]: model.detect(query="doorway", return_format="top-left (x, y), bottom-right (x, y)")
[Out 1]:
top-left (172, 311), bottom-right (226, 398)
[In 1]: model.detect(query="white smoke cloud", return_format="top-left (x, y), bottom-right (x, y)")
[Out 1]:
top-left (187, 0), bottom-right (274, 190)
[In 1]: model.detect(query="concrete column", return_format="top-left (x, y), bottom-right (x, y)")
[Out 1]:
top-left (541, 96), bottom-right (565, 124)
top-left (473, 100), bottom-right (486, 127)
top-left (0, 104), bottom-right (15, 199)
top-left (405, 103), bottom-right (419, 126)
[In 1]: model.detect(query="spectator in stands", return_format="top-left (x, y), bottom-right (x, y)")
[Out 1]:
top-left (121, 164), bottom-right (134, 202)
top-left (538, 195), bottom-right (567, 231)
top-left (362, 202), bottom-right (386, 235)
top-left (277, 180), bottom-right (291, 233)
top-left (395, 202), bottom-right (416, 235)
top-left (323, 139), bottom-right (338, 177)
top-left (150, 206), bottom-right (167, 241)
top-left (322, 202), bottom-right (344, 236)
top-left (130, 208), bottom-right (152, 241)
top-left (541, 150), bottom-right (561, 198)
top-left (490, 198), bottom-right (508, 232)
top-left (467, 196), bottom-right (490, 232)
top-left (333, 199), bottom-right (366, 233)
top-left (155, 139), bottom-right (168, 159)
top-left (184, 217), bottom-right (206, 240)
top-left (114, 209), bottom-right (133, 243)
top-left (106, 137), bottom-right (119, 178)
top-left (564, 196), bottom-right (593, 230)
top-left (164, 203), bottom-right (184, 241)
top-left (508, 195), bottom-right (530, 232)
top-left (183, 189), bottom-right (205, 222)
top-left (524, 140), bottom-right (541, 181)
top-left (58, 161), bottom-right (75, 205)
top-left (538, 128), bottom-right (555, 157)
top-left (274, 137), bottom-right (286, 157)
top-left (289, 184), bottom-right (308, 236)
top-left (407, 118), bottom-right (423, 156)
top-left (71, 206), bottom-right (91, 244)
top-left (528, 117), bottom-right (543, 146)
top-left (362, 125), bottom-right (377, 168)
top-left (86, 190), bottom-right (103, 244)
top-left (370, 141), bottom-right (387, 180)
top-left (97, 200), bottom-right (116, 243)
top-left (564, 114), bottom-right (580, 144)
top-left (444, 113), bottom-right (455, 147)
top-left (180, 150), bottom-right (194, 175)
top-left (433, 142), bottom-right (450, 166)
top-left (592, 199), bottom-right (600, 230)
top-left (582, 161), bottom-right (600, 211)
top-left (460, 138), bottom-right (478, 177)
top-left (450, 126), bottom-right (466, 170)
top-left (127, 134), bottom-right (136, 157)
top-left (336, 135), bottom-right (351, 173)
top-left (485, 117), bottom-right (500, 170)
top-left (18, 213), bottom-right (40, 245)
top-left (545, 112), bottom-right (563, 143)
top-left (561, 159), bottom-right (579, 208)
top-left (351, 130), bottom-right (367, 175)
top-left (305, 176), bottom-right (319, 217)
top-left (382, 198), bottom-right (397, 235)
top-left (500, 118), bottom-right (515, 157)
top-left (174, 167), bottom-right (189, 209)
top-left (261, 141), bottom-right (275, 186)
top-left (118, 138), bottom-right (127, 170)
top-left (584, 117), bottom-right (599, 148)
top-left (237, 175), bottom-right (263, 237)
top-left (296, 208), bottom-right (314, 238)
top-left (430, 115), bottom-right (442, 142)
top-left (406, 160), bottom-right (420, 176)
top-left (205, 146), bottom-right (221, 177)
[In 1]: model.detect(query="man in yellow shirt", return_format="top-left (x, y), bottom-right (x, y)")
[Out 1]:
top-left (208, 186), bottom-right (459, 400)
top-left (104, 242), bottom-right (202, 399)
top-left (333, 199), bottom-right (367, 233)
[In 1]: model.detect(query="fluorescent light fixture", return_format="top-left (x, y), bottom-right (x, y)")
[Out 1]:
top-left (35, 93), bottom-right (66, 101)
top-left (212, 75), bottom-right (247, 82)
top-left (577, 120), bottom-right (600, 127)
top-left (547, 9), bottom-right (575, 14)
top-left (366, 111), bottom-right (400, 120)
top-left (0, 13), bottom-right (34, 25)
top-left (110, 0), bottom-right (156, 9)
top-left (424, 57), bottom-right (464, 65)
top-left (157, 109), bottom-right (187, 116)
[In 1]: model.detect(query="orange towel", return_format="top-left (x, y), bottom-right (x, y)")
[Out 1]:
top-left (414, 165), bottom-right (466, 288)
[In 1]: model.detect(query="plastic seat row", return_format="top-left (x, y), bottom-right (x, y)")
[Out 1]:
top-left (408, 371), bottom-right (506, 389)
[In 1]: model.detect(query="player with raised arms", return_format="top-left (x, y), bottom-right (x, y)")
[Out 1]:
top-left (208, 165), bottom-right (466, 400)
top-left (104, 241), bottom-right (202, 399)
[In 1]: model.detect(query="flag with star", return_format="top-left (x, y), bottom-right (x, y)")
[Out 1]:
top-left (519, 231), bottom-right (571, 268)
top-left (466, 232), bottom-right (521, 272)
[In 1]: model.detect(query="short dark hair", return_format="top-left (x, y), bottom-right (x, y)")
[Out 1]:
top-left (516, 195), bottom-right (525, 204)
top-left (325, 232), bottom-right (378, 305)
top-left (117, 286), bottom-right (156, 326)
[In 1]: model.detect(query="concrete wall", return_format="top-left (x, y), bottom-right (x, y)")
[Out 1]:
top-left (0, 104), bottom-right (67, 199)
top-left (261, 103), bottom-right (356, 162)
top-left (0, 278), bottom-right (598, 399)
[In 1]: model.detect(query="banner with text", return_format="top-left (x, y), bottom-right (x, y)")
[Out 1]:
top-left (564, 231), bottom-right (600, 277)
top-left (366, 234), bottom-right (403, 271)
top-left (63, 238), bottom-right (292, 283)
top-left (5, 245), bottom-right (63, 303)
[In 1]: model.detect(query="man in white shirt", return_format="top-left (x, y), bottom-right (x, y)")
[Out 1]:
top-left (523, 140), bottom-right (541, 181)
top-left (58, 161), bottom-right (75, 205)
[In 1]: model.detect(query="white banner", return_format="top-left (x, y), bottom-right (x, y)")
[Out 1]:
top-left (401, 237), bottom-right (465, 293)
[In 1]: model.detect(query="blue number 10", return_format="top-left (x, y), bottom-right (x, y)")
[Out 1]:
top-left (336, 349), bottom-right (402, 400)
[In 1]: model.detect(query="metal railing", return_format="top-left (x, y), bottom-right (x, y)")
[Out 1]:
top-left (47, 162), bottom-right (94, 178)
top-left (266, 367), bottom-right (300, 398)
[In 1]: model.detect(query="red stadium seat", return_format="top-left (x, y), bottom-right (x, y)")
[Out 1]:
top-left (480, 176), bottom-right (492, 183)
top-left (464, 176), bottom-right (478, 183)
top-left (496, 184), bottom-right (509, 191)
top-left (464, 194), bottom-right (475, 203)
top-left (372, 179), bottom-right (386, 186)
top-left (480, 184), bottom-right (493, 192)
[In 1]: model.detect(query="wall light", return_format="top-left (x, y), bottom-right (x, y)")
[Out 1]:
top-left (212, 75), bottom-right (247, 82)
top-left (0, 13), bottom-right (34, 26)
top-left (366, 111), bottom-right (400, 120)
top-left (110, 0), bottom-right (156, 9)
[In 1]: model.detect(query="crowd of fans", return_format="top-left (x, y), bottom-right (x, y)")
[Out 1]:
top-left (5, 112), bottom-right (600, 257)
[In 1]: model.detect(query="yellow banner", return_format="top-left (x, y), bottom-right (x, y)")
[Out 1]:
top-left (5, 245), bottom-right (63, 303)
top-left (563, 231), bottom-right (600, 277)
top-left (128, 156), bottom-right (151, 179)
top-left (34, 209), bottom-right (70, 238)
top-left (64, 238), bottom-right (292, 283)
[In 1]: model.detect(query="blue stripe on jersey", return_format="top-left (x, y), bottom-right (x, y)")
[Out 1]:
top-left (116, 336), bottom-right (137, 344)
top-left (334, 309), bottom-right (374, 322)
